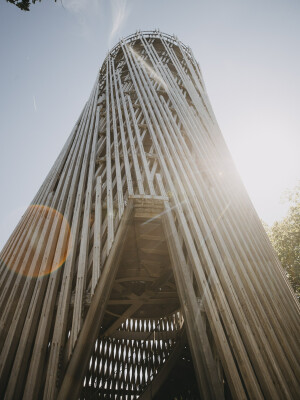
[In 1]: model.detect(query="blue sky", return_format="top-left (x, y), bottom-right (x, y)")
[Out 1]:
top-left (0, 0), bottom-right (299, 248)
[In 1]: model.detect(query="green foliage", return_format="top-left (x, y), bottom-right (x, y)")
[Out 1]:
top-left (6, 0), bottom-right (33, 11)
top-left (264, 183), bottom-right (300, 300)
top-left (6, 0), bottom-right (56, 12)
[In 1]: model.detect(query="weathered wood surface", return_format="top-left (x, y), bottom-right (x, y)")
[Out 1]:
top-left (0, 31), bottom-right (299, 400)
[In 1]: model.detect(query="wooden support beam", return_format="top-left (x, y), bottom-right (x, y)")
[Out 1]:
top-left (57, 202), bottom-right (133, 400)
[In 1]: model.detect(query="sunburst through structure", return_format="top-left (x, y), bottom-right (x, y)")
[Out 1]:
top-left (0, 31), bottom-right (299, 400)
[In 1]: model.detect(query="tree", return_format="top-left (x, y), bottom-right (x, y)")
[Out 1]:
top-left (264, 183), bottom-right (300, 300)
top-left (6, 0), bottom-right (56, 12)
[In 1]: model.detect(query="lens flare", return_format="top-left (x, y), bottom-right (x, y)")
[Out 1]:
top-left (1, 205), bottom-right (72, 278)
top-left (126, 44), bottom-right (168, 91)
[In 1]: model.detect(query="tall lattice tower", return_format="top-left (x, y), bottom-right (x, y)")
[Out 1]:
top-left (0, 31), bottom-right (299, 400)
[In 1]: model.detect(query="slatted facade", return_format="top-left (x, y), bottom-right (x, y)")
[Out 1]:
top-left (0, 31), bottom-right (299, 400)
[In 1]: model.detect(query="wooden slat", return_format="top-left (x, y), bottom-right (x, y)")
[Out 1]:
top-left (109, 57), bottom-right (124, 219)
top-left (91, 176), bottom-right (102, 295)
top-left (106, 56), bottom-right (114, 254)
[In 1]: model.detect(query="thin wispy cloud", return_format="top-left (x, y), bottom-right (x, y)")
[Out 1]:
top-left (109, 0), bottom-right (129, 47)
top-left (33, 95), bottom-right (37, 112)
top-left (62, 0), bottom-right (103, 39)
top-left (62, 0), bottom-right (99, 13)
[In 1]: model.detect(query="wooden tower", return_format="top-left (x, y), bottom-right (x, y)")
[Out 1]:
top-left (0, 31), bottom-right (299, 400)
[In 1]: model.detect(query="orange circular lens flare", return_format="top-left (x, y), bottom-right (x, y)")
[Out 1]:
top-left (2, 205), bottom-right (72, 278)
